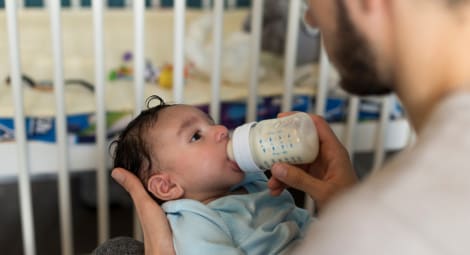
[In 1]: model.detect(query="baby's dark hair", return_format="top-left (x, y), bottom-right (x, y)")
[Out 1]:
top-left (110, 95), bottom-right (173, 202)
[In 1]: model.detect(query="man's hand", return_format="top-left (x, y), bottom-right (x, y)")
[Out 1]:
top-left (267, 114), bottom-right (358, 212)
top-left (112, 168), bottom-right (176, 255)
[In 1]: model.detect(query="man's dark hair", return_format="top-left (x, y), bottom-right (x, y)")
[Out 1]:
top-left (110, 95), bottom-right (173, 201)
top-left (446, 0), bottom-right (469, 7)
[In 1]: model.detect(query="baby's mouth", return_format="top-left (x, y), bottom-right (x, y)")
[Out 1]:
top-left (228, 159), bottom-right (242, 172)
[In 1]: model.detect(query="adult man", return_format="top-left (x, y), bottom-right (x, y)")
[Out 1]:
top-left (106, 0), bottom-right (470, 254)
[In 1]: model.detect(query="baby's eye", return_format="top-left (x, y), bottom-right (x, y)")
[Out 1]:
top-left (191, 132), bottom-right (202, 142)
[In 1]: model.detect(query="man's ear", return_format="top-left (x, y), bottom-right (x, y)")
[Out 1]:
top-left (147, 173), bottom-right (184, 201)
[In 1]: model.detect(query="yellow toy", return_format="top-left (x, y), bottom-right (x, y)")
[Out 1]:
top-left (158, 64), bottom-right (173, 89)
top-left (158, 63), bottom-right (192, 89)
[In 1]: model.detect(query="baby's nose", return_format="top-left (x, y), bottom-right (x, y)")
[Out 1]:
top-left (215, 125), bottom-right (228, 142)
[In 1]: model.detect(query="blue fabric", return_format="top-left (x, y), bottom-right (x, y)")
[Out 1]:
top-left (162, 172), bottom-right (312, 255)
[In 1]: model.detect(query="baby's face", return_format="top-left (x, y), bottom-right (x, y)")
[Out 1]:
top-left (149, 105), bottom-right (244, 200)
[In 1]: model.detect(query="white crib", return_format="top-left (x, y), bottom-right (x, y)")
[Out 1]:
top-left (0, 1), bottom-right (411, 254)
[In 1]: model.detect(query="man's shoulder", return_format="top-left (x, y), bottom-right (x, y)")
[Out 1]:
top-left (292, 147), bottom-right (470, 255)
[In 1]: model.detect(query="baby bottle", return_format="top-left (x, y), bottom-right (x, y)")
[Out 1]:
top-left (227, 112), bottom-right (319, 172)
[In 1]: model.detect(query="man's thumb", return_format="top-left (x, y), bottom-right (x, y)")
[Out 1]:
top-left (271, 163), bottom-right (322, 197)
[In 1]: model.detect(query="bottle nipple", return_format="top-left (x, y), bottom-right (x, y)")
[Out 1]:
top-left (228, 122), bottom-right (262, 172)
top-left (227, 139), bottom-right (235, 161)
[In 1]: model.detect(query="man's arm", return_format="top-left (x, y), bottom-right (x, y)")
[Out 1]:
top-left (111, 168), bottom-right (175, 255)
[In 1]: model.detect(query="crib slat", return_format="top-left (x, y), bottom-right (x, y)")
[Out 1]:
top-left (210, 0), bottom-right (224, 124)
top-left (150, 0), bottom-right (161, 8)
top-left (227, 0), bottom-right (237, 9)
top-left (5, 1), bottom-right (36, 255)
top-left (49, 1), bottom-right (74, 254)
top-left (408, 126), bottom-right (417, 148)
top-left (71, 0), bottom-right (80, 9)
top-left (93, 0), bottom-right (110, 244)
top-left (133, 0), bottom-right (146, 115)
top-left (344, 96), bottom-right (360, 159)
top-left (173, 0), bottom-right (186, 103)
top-left (203, 0), bottom-right (211, 10)
top-left (372, 95), bottom-right (393, 172)
top-left (133, 0), bottom-right (146, 241)
top-left (315, 41), bottom-right (330, 116)
top-left (282, 0), bottom-right (301, 112)
top-left (247, 0), bottom-right (263, 122)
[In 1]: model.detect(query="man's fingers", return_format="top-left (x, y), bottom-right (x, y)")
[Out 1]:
top-left (271, 163), bottom-right (324, 200)
top-left (112, 168), bottom-right (138, 192)
top-left (267, 177), bottom-right (285, 190)
top-left (267, 177), bottom-right (287, 196)
top-left (270, 188), bottom-right (284, 197)
top-left (112, 168), bottom-right (152, 203)
top-left (310, 115), bottom-right (343, 148)
top-left (112, 168), bottom-right (164, 231)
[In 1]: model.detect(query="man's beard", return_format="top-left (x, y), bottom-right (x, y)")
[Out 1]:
top-left (333, 1), bottom-right (393, 96)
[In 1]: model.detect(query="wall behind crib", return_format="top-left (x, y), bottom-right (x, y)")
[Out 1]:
top-left (0, 8), bottom-right (249, 88)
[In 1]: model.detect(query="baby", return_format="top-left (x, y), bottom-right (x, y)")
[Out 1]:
top-left (112, 95), bottom-right (312, 255)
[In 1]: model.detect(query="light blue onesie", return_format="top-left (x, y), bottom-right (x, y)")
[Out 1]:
top-left (162, 172), bottom-right (312, 255)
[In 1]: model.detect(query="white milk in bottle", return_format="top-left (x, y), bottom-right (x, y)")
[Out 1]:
top-left (227, 112), bottom-right (319, 172)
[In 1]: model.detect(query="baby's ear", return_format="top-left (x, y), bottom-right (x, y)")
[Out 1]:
top-left (147, 173), bottom-right (184, 201)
